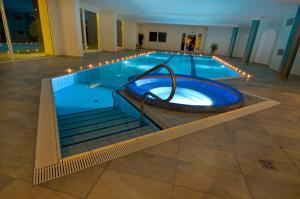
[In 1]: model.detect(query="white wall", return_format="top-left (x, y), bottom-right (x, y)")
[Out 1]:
top-left (124, 20), bottom-right (137, 50)
top-left (203, 26), bottom-right (232, 56)
top-left (233, 26), bottom-right (250, 58)
top-left (250, 20), bottom-right (281, 65)
top-left (47, 0), bottom-right (83, 56)
top-left (235, 12), bottom-right (300, 76)
top-left (100, 11), bottom-right (117, 51)
top-left (138, 23), bottom-right (206, 51)
top-left (138, 23), bottom-right (248, 56)
top-left (270, 13), bottom-right (295, 72)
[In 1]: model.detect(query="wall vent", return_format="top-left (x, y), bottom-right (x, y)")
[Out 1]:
top-left (277, 49), bottom-right (284, 56)
top-left (286, 18), bottom-right (294, 26)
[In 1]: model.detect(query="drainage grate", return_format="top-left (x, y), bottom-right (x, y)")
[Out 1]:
top-left (259, 159), bottom-right (276, 170)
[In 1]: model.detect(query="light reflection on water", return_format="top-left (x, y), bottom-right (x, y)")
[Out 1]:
top-left (150, 87), bottom-right (213, 106)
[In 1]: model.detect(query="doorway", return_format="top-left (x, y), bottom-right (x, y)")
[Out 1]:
top-left (181, 33), bottom-right (201, 52)
top-left (186, 35), bottom-right (196, 52)
top-left (80, 8), bottom-right (100, 52)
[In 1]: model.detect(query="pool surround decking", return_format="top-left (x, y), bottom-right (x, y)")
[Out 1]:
top-left (0, 50), bottom-right (300, 199)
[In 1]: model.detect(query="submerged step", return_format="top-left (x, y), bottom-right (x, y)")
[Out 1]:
top-left (57, 109), bottom-right (123, 125)
top-left (60, 117), bottom-right (137, 138)
top-left (57, 106), bottom-right (118, 121)
top-left (58, 112), bottom-right (129, 131)
top-left (61, 125), bottom-right (156, 157)
top-left (60, 120), bottom-right (142, 147)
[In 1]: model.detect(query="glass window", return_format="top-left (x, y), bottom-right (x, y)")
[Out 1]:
top-left (3, 0), bottom-right (45, 60)
top-left (158, 32), bottom-right (167, 42)
top-left (0, 9), bottom-right (11, 61)
top-left (149, 32), bottom-right (157, 42)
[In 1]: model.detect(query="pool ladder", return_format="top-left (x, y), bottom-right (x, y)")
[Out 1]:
top-left (112, 63), bottom-right (177, 127)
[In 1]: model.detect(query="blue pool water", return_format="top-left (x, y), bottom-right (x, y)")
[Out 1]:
top-left (0, 42), bottom-right (42, 52)
top-left (53, 52), bottom-right (240, 115)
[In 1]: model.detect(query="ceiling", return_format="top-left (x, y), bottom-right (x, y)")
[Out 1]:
top-left (85, 0), bottom-right (299, 26)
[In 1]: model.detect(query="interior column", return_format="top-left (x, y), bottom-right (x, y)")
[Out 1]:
top-left (227, 27), bottom-right (239, 58)
top-left (243, 20), bottom-right (260, 63)
top-left (278, 5), bottom-right (300, 80)
top-left (100, 10), bottom-right (117, 52)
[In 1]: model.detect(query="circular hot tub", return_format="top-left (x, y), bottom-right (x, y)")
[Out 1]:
top-left (125, 75), bottom-right (244, 113)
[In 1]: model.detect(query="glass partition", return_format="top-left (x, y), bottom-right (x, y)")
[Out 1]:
top-left (3, 0), bottom-right (45, 60)
top-left (0, 7), bottom-right (11, 61)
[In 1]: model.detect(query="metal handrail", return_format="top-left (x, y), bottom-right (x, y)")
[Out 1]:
top-left (112, 63), bottom-right (176, 126)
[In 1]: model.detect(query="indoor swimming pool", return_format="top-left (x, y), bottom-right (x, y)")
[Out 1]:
top-left (53, 52), bottom-right (240, 116)
top-left (51, 51), bottom-right (244, 157)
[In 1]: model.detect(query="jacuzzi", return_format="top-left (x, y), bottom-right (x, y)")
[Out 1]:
top-left (125, 75), bottom-right (244, 113)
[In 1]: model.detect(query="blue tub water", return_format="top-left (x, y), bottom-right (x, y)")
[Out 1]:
top-left (125, 75), bottom-right (244, 112)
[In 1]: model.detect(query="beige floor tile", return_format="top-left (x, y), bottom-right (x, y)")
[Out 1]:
top-left (143, 139), bottom-right (179, 160)
top-left (179, 126), bottom-right (232, 152)
top-left (178, 144), bottom-right (240, 173)
top-left (230, 140), bottom-right (291, 163)
top-left (284, 148), bottom-right (300, 165)
top-left (108, 151), bottom-right (177, 184)
top-left (175, 161), bottom-right (251, 199)
top-left (225, 124), bottom-right (278, 147)
top-left (0, 180), bottom-right (77, 199)
top-left (0, 140), bottom-right (35, 183)
top-left (173, 186), bottom-right (225, 199)
top-left (42, 166), bottom-right (105, 198)
top-left (0, 173), bottom-right (14, 192)
top-left (264, 124), bottom-right (300, 138)
top-left (238, 156), bottom-right (300, 185)
top-left (246, 175), bottom-right (300, 199)
top-left (87, 169), bottom-right (173, 199)
top-left (274, 135), bottom-right (300, 150)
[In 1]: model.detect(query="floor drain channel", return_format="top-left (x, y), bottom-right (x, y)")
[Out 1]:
top-left (259, 159), bottom-right (276, 170)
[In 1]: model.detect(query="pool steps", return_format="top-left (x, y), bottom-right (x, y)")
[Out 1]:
top-left (57, 107), bottom-right (157, 157)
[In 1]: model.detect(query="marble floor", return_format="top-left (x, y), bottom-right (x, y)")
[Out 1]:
top-left (0, 50), bottom-right (300, 199)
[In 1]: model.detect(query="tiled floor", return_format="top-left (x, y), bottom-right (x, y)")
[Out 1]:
top-left (0, 51), bottom-right (300, 199)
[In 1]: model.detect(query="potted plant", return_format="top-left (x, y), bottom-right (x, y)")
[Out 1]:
top-left (210, 43), bottom-right (218, 54)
